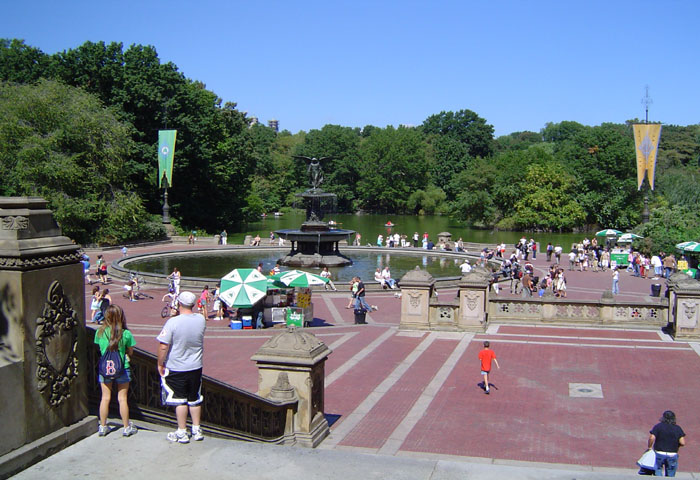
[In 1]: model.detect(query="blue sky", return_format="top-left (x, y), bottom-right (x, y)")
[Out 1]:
top-left (3, 0), bottom-right (698, 136)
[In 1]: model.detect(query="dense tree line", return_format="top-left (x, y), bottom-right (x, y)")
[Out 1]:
top-left (1, 39), bottom-right (255, 243)
top-left (2, 38), bottom-right (700, 252)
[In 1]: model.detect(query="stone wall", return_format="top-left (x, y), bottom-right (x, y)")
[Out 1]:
top-left (0, 197), bottom-right (88, 460)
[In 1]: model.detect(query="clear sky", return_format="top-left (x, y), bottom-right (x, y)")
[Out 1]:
top-left (3, 0), bottom-right (698, 136)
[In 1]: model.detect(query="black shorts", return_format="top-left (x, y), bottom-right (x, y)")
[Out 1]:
top-left (161, 368), bottom-right (203, 406)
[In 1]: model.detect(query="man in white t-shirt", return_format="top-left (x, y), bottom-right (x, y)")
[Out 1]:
top-left (554, 245), bottom-right (563, 263)
top-left (320, 267), bottom-right (337, 291)
top-left (460, 259), bottom-right (472, 275)
top-left (157, 291), bottom-right (206, 444)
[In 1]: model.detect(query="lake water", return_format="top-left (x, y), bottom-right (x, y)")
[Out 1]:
top-left (230, 212), bottom-right (585, 248)
top-left (127, 214), bottom-right (592, 282)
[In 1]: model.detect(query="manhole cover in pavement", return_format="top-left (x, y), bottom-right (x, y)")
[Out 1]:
top-left (569, 383), bottom-right (603, 398)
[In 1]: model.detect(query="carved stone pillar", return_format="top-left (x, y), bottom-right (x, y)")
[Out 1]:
top-left (457, 267), bottom-right (490, 332)
top-left (399, 267), bottom-right (435, 330)
top-left (0, 197), bottom-right (88, 459)
top-left (251, 327), bottom-right (332, 447)
top-left (668, 273), bottom-right (700, 340)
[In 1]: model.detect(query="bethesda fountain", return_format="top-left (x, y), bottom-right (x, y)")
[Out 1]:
top-left (275, 156), bottom-right (355, 267)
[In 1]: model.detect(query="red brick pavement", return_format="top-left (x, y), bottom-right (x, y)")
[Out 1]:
top-left (340, 338), bottom-right (457, 449)
top-left (324, 333), bottom-right (425, 427)
top-left (400, 338), bottom-right (700, 468)
top-left (82, 244), bottom-right (700, 470)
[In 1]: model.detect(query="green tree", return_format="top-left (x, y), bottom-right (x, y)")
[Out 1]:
top-left (0, 38), bottom-right (50, 83)
top-left (422, 109), bottom-right (494, 158)
top-left (424, 135), bottom-right (469, 196)
top-left (292, 125), bottom-right (362, 212)
top-left (500, 162), bottom-right (585, 231)
top-left (48, 41), bottom-right (256, 232)
top-left (406, 185), bottom-right (448, 215)
top-left (636, 205), bottom-right (700, 255)
top-left (0, 79), bottom-right (163, 244)
top-left (356, 126), bottom-right (428, 212)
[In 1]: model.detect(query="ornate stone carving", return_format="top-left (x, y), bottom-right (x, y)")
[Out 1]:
top-left (1, 215), bottom-right (29, 230)
top-left (0, 252), bottom-right (83, 271)
top-left (679, 301), bottom-right (698, 329)
top-left (409, 293), bottom-right (421, 309)
top-left (35, 281), bottom-right (79, 407)
top-left (465, 292), bottom-right (478, 311)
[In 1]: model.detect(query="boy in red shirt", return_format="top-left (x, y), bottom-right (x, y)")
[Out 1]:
top-left (478, 341), bottom-right (500, 394)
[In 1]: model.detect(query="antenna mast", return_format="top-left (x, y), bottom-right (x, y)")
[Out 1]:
top-left (641, 85), bottom-right (653, 124)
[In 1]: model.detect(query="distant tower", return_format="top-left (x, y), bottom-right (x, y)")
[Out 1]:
top-left (249, 116), bottom-right (259, 126)
top-left (268, 119), bottom-right (279, 132)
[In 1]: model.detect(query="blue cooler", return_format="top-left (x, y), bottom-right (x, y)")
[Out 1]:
top-left (241, 315), bottom-right (253, 329)
top-left (229, 320), bottom-right (242, 330)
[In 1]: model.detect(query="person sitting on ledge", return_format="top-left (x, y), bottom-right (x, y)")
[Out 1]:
top-left (381, 266), bottom-right (397, 289)
top-left (374, 268), bottom-right (387, 289)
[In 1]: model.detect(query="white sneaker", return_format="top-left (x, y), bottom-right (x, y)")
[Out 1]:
top-left (167, 430), bottom-right (190, 443)
top-left (98, 425), bottom-right (109, 437)
top-left (191, 427), bottom-right (204, 441)
top-left (123, 422), bottom-right (138, 437)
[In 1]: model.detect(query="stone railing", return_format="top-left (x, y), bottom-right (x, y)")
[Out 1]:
top-left (488, 296), bottom-right (668, 328)
top-left (401, 267), bottom-right (670, 332)
top-left (86, 328), bottom-right (296, 443)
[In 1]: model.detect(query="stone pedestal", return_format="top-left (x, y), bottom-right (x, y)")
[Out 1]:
top-left (399, 267), bottom-right (435, 330)
top-left (457, 267), bottom-right (490, 332)
top-left (251, 327), bottom-right (332, 447)
top-left (668, 273), bottom-right (700, 340)
top-left (437, 232), bottom-right (452, 244)
top-left (0, 197), bottom-right (88, 463)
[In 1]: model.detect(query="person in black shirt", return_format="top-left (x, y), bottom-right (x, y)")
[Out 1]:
top-left (648, 410), bottom-right (686, 476)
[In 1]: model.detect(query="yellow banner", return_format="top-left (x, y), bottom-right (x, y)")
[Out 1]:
top-left (632, 124), bottom-right (662, 190)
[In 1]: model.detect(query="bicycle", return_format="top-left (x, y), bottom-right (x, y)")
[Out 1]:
top-left (130, 272), bottom-right (153, 299)
top-left (161, 298), bottom-right (179, 318)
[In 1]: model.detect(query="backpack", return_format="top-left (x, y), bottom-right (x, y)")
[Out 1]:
top-left (98, 348), bottom-right (124, 381)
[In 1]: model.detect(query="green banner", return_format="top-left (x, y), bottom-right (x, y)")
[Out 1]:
top-left (158, 130), bottom-right (177, 188)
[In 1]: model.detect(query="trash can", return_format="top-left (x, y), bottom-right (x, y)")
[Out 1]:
top-left (651, 284), bottom-right (661, 297)
top-left (354, 308), bottom-right (367, 324)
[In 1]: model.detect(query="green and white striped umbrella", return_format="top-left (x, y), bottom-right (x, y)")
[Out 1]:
top-left (220, 268), bottom-right (268, 308)
top-left (676, 241), bottom-right (700, 253)
top-left (270, 269), bottom-right (329, 288)
top-left (595, 229), bottom-right (622, 237)
top-left (618, 233), bottom-right (644, 243)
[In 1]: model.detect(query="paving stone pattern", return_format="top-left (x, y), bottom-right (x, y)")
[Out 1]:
top-left (84, 243), bottom-right (700, 470)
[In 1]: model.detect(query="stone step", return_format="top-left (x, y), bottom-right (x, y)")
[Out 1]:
top-left (13, 419), bottom-right (644, 480)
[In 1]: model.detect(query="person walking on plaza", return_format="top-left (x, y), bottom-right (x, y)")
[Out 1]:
top-left (157, 291), bottom-right (207, 443)
top-left (554, 244), bottom-right (562, 264)
top-left (354, 276), bottom-right (378, 312)
top-left (612, 267), bottom-right (620, 295)
top-left (663, 254), bottom-right (676, 279)
top-left (220, 229), bottom-right (227, 245)
top-left (346, 277), bottom-right (359, 309)
top-left (96, 254), bottom-right (108, 284)
top-left (199, 285), bottom-right (210, 318)
top-left (95, 305), bottom-right (137, 437)
top-left (478, 341), bottom-right (500, 395)
top-left (647, 410), bottom-right (686, 476)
